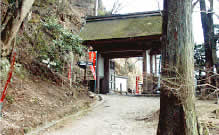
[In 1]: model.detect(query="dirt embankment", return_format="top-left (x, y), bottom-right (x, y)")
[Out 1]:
top-left (0, 0), bottom-right (99, 134)
top-left (0, 71), bottom-right (94, 135)
top-left (142, 99), bottom-right (219, 135)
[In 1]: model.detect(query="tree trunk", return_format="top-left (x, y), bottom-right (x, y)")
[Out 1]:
top-left (208, 0), bottom-right (219, 89)
top-left (1, 0), bottom-right (35, 57)
top-left (200, 0), bottom-right (214, 95)
top-left (157, 0), bottom-right (199, 135)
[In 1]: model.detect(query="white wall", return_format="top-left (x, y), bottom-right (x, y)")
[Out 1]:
top-left (156, 55), bottom-right (161, 76)
top-left (152, 55), bottom-right (156, 73)
top-left (109, 68), bottom-right (115, 90)
top-left (115, 77), bottom-right (128, 92)
top-left (146, 50), bottom-right (150, 74)
top-left (98, 54), bottom-right (104, 78)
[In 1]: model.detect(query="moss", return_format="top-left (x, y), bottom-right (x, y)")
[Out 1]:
top-left (6, 95), bottom-right (14, 104)
top-left (23, 127), bottom-right (30, 134)
top-left (15, 64), bottom-right (28, 79)
top-left (28, 14), bottom-right (41, 23)
top-left (33, 0), bottom-right (56, 7)
top-left (80, 16), bottom-right (162, 40)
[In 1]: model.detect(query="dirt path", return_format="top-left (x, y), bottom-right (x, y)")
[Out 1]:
top-left (41, 95), bottom-right (160, 135)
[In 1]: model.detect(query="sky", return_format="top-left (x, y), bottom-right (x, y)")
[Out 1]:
top-left (102, 0), bottom-right (219, 44)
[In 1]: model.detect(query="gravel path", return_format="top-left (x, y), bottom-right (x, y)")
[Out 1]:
top-left (42, 94), bottom-right (160, 135)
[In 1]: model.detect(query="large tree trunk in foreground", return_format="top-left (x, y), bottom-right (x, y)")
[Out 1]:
top-left (157, 0), bottom-right (199, 135)
top-left (1, 0), bottom-right (35, 57)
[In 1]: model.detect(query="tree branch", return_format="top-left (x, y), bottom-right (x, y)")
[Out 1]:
top-left (192, 0), bottom-right (200, 9)
top-left (1, 0), bottom-right (35, 57)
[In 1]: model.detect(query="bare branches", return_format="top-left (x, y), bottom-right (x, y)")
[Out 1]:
top-left (155, 0), bottom-right (163, 16)
top-left (1, 0), bottom-right (35, 57)
top-left (214, 13), bottom-right (219, 19)
top-left (110, 0), bottom-right (123, 14)
top-left (193, 0), bottom-right (200, 9)
top-left (149, 63), bottom-right (219, 102)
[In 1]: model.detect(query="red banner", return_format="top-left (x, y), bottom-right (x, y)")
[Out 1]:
top-left (0, 52), bottom-right (16, 103)
top-left (89, 52), bottom-right (96, 80)
top-left (68, 64), bottom-right (71, 80)
top-left (89, 66), bottom-right (96, 80)
top-left (136, 76), bottom-right (140, 94)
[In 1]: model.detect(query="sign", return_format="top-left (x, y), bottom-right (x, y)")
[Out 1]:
top-left (77, 61), bottom-right (93, 69)
top-left (87, 62), bottom-right (93, 66)
top-left (89, 52), bottom-right (96, 71)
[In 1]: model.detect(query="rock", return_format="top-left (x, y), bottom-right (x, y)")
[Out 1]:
top-left (88, 91), bottom-right (95, 98)
top-left (98, 95), bottom-right (102, 101)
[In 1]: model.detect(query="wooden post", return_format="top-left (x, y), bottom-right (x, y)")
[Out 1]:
top-left (70, 52), bottom-right (74, 88)
top-left (84, 68), bottom-right (87, 82)
top-left (150, 55), bottom-right (153, 74)
top-left (96, 53), bottom-right (100, 93)
top-left (143, 51), bottom-right (148, 94)
top-left (102, 57), bottom-right (110, 94)
top-left (155, 55), bottom-right (157, 75)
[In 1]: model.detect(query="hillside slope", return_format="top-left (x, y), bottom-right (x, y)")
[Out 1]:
top-left (0, 0), bottom-right (98, 134)
top-left (0, 71), bottom-right (93, 134)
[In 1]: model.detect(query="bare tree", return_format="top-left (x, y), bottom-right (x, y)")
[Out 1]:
top-left (192, 0), bottom-right (200, 9)
top-left (199, 0), bottom-right (219, 95)
top-left (1, 0), bottom-right (35, 57)
top-left (110, 0), bottom-right (123, 14)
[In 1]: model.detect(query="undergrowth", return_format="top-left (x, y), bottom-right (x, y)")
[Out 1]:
top-left (24, 17), bottom-right (87, 72)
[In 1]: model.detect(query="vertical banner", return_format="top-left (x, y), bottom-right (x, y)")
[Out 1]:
top-left (136, 76), bottom-right (140, 94)
top-left (93, 53), bottom-right (96, 71)
top-left (89, 52), bottom-right (96, 80)
top-left (68, 64), bottom-right (71, 80)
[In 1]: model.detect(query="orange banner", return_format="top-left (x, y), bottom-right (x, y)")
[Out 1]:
top-left (89, 52), bottom-right (96, 80)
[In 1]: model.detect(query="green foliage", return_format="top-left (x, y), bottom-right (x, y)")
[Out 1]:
top-left (0, 58), bottom-right (10, 81)
top-left (33, 0), bottom-right (57, 7)
top-left (29, 17), bottom-right (86, 71)
top-left (98, 9), bottom-right (112, 16)
top-left (14, 64), bottom-right (28, 79)
top-left (42, 18), bottom-right (86, 56)
top-left (6, 94), bottom-right (14, 104)
top-left (194, 44), bottom-right (205, 67)
top-left (23, 127), bottom-right (29, 134)
top-left (6, 0), bottom-right (16, 11)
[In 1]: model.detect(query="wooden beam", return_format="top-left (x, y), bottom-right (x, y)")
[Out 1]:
top-left (101, 57), bottom-right (110, 94)
top-left (83, 34), bottom-right (162, 46)
top-left (150, 55), bottom-right (153, 74)
top-left (100, 50), bottom-right (143, 54)
top-left (85, 42), bottom-right (161, 58)
top-left (155, 55), bottom-right (157, 75)
top-left (143, 51), bottom-right (148, 93)
top-left (96, 53), bottom-right (100, 93)
top-left (101, 51), bottom-right (143, 59)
